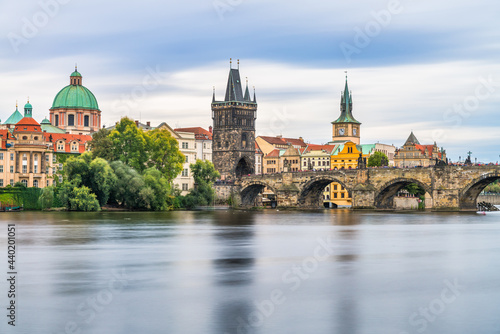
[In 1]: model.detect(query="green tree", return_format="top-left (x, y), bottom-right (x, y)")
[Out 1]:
top-left (404, 183), bottom-right (425, 196)
top-left (180, 160), bottom-right (220, 209)
top-left (89, 128), bottom-right (114, 161)
top-left (109, 161), bottom-right (149, 209)
top-left (190, 159), bottom-right (220, 185)
top-left (69, 186), bottom-right (100, 211)
top-left (146, 128), bottom-right (185, 182)
top-left (108, 118), bottom-right (149, 172)
top-left (368, 151), bottom-right (389, 167)
top-left (40, 186), bottom-right (54, 209)
top-left (64, 152), bottom-right (116, 206)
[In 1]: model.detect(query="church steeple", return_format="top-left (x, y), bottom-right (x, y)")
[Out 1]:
top-left (24, 98), bottom-right (33, 118)
top-left (331, 74), bottom-right (361, 144)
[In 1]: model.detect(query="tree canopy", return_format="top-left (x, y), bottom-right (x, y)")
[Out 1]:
top-left (367, 151), bottom-right (389, 167)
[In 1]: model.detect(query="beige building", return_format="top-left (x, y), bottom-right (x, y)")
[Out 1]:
top-left (156, 122), bottom-right (196, 195)
top-left (394, 132), bottom-right (447, 168)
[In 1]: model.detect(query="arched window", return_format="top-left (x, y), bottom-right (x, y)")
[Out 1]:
top-left (84, 115), bottom-right (89, 127)
top-left (21, 179), bottom-right (28, 187)
top-left (241, 133), bottom-right (247, 148)
top-left (68, 114), bottom-right (75, 126)
top-left (33, 180), bottom-right (38, 188)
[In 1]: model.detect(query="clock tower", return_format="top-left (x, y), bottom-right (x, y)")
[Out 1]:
top-left (331, 75), bottom-right (361, 144)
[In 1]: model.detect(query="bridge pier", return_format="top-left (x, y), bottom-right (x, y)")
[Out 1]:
top-left (431, 189), bottom-right (461, 211)
top-left (351, 184), bottom-right (376, 210)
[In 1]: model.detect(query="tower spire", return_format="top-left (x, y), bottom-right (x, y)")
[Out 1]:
top-left (212, 86), bottom-right (216, 102)
top-left (243, 77), bottom-right (250, 101)
top-left (253, 86), bottom-right (256, 103)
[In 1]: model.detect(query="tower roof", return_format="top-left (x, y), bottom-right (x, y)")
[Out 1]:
top-left (224, 68), bottom-right (244, 102)
top-left (404, 131), bottom-right (420, 145)
top-left (4, 103), bottom-right (24, 125)
top-left (332, 76), bottom-right (360, 124)
top-left (51, 69), bottom-right (100, 110)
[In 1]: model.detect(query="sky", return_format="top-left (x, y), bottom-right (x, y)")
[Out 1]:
top-left (1, 0), bottom-right (499, 162)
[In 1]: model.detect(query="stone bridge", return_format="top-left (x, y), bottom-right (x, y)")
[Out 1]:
top-left (231, 166), bottom-right (500, 211)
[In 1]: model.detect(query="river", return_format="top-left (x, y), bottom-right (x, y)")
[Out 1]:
top-left (0, 210), bottom-right (499, 334)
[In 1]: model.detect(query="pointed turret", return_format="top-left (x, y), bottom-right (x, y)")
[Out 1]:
top-left (243, 77), bottom-right (250, 101)
top-left (224, 68), bottom-right (244, 101)
top-left (253, 86), bottom-right (256, 103)
top-left (212, 86), bottom-right (216, 103)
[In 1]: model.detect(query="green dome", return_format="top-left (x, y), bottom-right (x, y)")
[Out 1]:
top-left (51, 85), bottom-right (100, 110)
top-left (41, 118), bottom-right (51, 124)
top-left (24, 102), bottom-right (32, 109)
top-left (71, 70), bottom-right (82, 77)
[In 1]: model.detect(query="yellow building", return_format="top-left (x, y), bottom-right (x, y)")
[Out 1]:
top-left (328, 141), bottom-right (369, 207)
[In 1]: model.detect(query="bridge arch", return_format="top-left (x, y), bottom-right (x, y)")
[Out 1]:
top-left (460, 172), bottom-right (500, 210)
top-left (298, 175), bottom-right (351, 208)
top-left (240, 181), bottom-right (277, 207)
top-left (375, 178), bottom-right (432, 209)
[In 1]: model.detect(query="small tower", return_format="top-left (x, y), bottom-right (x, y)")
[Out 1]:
top-left (24, 99), bottom-right (33, 118)
top-left (331, 74), bottom-right (361, 144)
top-left (211, 59), bottom-right (257, 180)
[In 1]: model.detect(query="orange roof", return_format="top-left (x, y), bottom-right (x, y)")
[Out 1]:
top-left (0, 129), bottom-right (11, 150)
top-left (14, 117), bottom-right (42, 133)
top-left (265, 149), bottom-right (280, 158)
top-left (255, 142), bottom-right (263, 154)
top-left (283, 137), bottom-right (307, 147)
top-left (415, 144), bottom-right (443, 159)
top-left (174, 127), bottom-right (212, 140)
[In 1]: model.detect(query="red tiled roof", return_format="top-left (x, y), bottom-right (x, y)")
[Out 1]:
top-left (302, 144), bottom-right (337, 154)
top-left (265, 149), bottom-right (280, 158)
top-left (0, 129), bottom-right (11, 150)
top-left (14, 117), bottom-right (42, 133)
top-left (415, 144), bottom-right (443, 159)
top-left (283, 137), bottom-right (307, 147)
top-left (174, 127), bottom-right (212, 140)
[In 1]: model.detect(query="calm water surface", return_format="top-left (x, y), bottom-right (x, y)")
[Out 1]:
top-left (1, 210), bottom-right (500, 334)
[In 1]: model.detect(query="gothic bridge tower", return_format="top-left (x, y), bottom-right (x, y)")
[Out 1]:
top-left (212, 59), bottom-right (257, 180)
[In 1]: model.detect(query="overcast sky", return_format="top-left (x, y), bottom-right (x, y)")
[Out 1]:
top-left (1, 0), bottom-right (499, 162)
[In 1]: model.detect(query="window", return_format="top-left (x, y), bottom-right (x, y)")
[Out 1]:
top-left (22, 165), bottom-right (27, 173)
top-left (0, 165), bottom-right (3, 173)
top-left (55, 115), bottom-right (59, 126)
top-left (341, 193), bottom-right (345, 198)
top-left (84, 115), bottom-right (89, 127)
top-left (21, 180), bottom-right (28, 187)
top-left (53, 156), bottom-right (56, 163)
top-left (34, 136), bottom-right (38, 141)
top-left (182, 142), bottom-right (188, 149)
top-left (334, 193), bottom-right (338, 198)
top-left (10, 179), bottom-right (13, 186)
top-left (10, 153), bottom-right (14, 161)
top-left (57, 141), bottom-right (65, 151)
top-left (58, 175), bottom-right (63, 183)
top-left (0, 179), bottom-right (3, 187)
top-left (182, 169), bottom-right (188, 177)
top-left (185, 156), bottom-right (188, 163)
top-left (46, 180), bottom-right (50, 187)
top-left (0, 153), bottom-right (3, 160)
top-left (68, 114), bottom-right (75, 126)
top-left (10, 166), bottom-right (13, 173)
top-left (182, 183), bottom-right (188, 191)
top-left (33, 180), bottom-right (38, 188)
top-left (46, 155), bottom-right (49, 162)
top-left (71, 142), bottom-right (78, 152)
top-left (34, 165), bottom-right (38, 173)
top-left (334, 185), bottom-right (337, 191)
top-left (203, 143), bottom-right (206, 149)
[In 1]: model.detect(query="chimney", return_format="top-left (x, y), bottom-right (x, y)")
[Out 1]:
top-left (146, 121), bottom-right (151, 127)
top-left (135, 120), bottom-right (139, 127)
top-left (209, 126), bottom-right (212, 133)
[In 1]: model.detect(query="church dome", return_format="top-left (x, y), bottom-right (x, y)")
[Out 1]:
top-left (51, 68), bottom-right (100, 111)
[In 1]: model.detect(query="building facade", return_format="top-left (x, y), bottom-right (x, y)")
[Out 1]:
top-left (211, 61), bottom-right (257, 180)
top-left (394, 132), bottom-right (447, 167)
top-left (174, 127), bottom-right (213, 162)
top-left (49, 67), bottom-right (101, 135)
top-left (0, 102), bottom-right (91, 188)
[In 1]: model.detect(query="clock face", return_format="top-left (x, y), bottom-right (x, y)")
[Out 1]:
top-left (353, 128), bottom-right (357, 136)
top-left (339, 128), bottom-right (345, 135)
